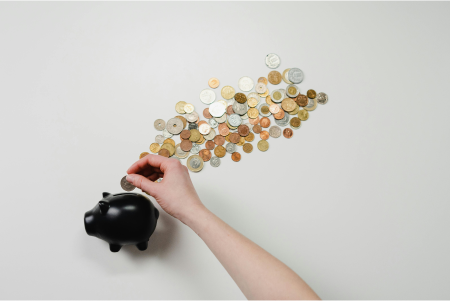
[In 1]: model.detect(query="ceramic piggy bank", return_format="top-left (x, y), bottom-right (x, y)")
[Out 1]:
top-left (84, 192), bottom-right (159, 252)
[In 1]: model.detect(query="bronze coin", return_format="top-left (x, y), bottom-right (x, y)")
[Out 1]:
top-left (214, 145), bottom-right (226, 158)
top-left (226, 105), bottom-right (234, 115)
top-left (205, 140), bottom-right (215, 150)
top-left (234, 93), bottom-right (247, 104)
top-left (273, 109), bottom-right (285, 120)
top-left (260, 131), bottom-right (270, 140)
top-left (260, 117), bottom-right (271, 128)
top-left (139, 152), bottom-right (149, 159)
top-left (307, 89), bottom-right (317, 99)
top-left (231, 152), bottom-right (241, 162)
top-left (243, 143), bottom-right (253, 153)
top-left (253, 124), bottom-right (262, 134)
top-left (283, 128), bottom-right (293, 139)
top-left (245, 132), bottom-right (255, 142)
top-left (158, 148), bottom-right (170, 158)
top-left (295, 94), bottom-right (308, 107)
top-left (238, 124), bottom-right (250, 137)
top-left (268, 71), bottom-right (282, 85)
top-left (248, 116), bottom-right (260, 125)
top-left (258, 77), bottom-right (268, 85)
top-left (180, 140), bottom-right (193, 152)
top-left (218, 123), bottom-right (230, 136)
top-left (175, 115), bottom-right (187, 129)
top-left (290, 117), bottom-right (301, 128)
top-left (199, 149), bottom-right (212, 162)
top-left (180, 129), bottom-right (191, 139)
top-left (214, 135), bottom-right (225, 146)
top-left (229, 132), bottom-right (241, 144)
top-left (203, 108), bottom-right (212, 119)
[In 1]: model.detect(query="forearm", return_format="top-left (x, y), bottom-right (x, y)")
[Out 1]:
top-left (184, 206), bottom-right (320, 300)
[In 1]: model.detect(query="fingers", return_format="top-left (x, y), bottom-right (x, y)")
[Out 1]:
top-left (126, 174), bottom-right (160, 197)
top-left (127, 154), bottom-right (173, 175)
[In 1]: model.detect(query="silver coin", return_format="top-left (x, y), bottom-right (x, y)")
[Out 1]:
top-left (188, 123), bottom-right (198, 130)
top-left (166, 118), bottom-right (184, 134)
top-left (185, 111), bottom-right (199, 123)
top-left (175, 144), bottom-right (190, 159)
top-left (228, 114), bottom-right (242, 127)
top-left (286, 84), bottom-right (300, 98)
top-left (215, 114), bottom-right (227, 123)
top-left (200, 89), bottom-right (216, 104)
top-left (226, 142), bottom-right (237, 153)
top-left (155, 178), bottom-right (163, 183)
top-left (317, 92), bottom-right (328, 105)
top-left (288, 68), bottom-right (304, 84)
top-left (210, 156), bottom-right (221, 167)
top-left (269, 125), bottom-right (282, 138)
top-left (155, 135), bottom-right (165, 144)
top-left (247, 92), bottom-right (261, 105)
top-left (154, 119), bottom-right (166, 131)
top-left (120, 176), bottom-right (135, 192)
top-left (190, 143), bottom-right (201, 155)
top-left (162, 128), bottom-right (173, 138)
top-left (198, 123), bottom-right (211, 135)
top-left (241, 112), bottom-right (248, 120)
top-left (232, 101), bottom-right (248, 115)
top-left (218, 100), bottom-right (228, 110)
top-left (265, 53), bottom-right (281, 69)
top-left (258, 103), bottom-right (272, 117)
top-left (203, 128), bottom-right (216, 141)
top-left (271, 89), bottom-right (285, 103)
top-left (208, 118), bottom-right (219, 128)
top-left (209, 102), bottom-right (226, 117)
top-left (238, 76), bottom-right (254, 92)
top-left (255, 82), bottom-right (267, 94)
top-left (189, 156), bottom-right (202, 169)
top-left (274, 113), bottom-right (290, 127)
top-left (305, 98), bottom-right (316, 109)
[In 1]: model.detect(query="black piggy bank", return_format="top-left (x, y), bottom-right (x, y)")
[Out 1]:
top-left (84, 192), bottom-right (159, 252)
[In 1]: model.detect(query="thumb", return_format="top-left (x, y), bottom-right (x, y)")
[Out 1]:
top-left (126, 174), bottom-right (160, 197)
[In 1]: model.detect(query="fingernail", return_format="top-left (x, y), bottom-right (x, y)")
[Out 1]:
top-left (126, 174), bottom-right (134, 183)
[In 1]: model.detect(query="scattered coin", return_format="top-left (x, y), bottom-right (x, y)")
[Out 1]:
top-left (209, 118), bottom-right (219, 128)
top-left (190, 143), bottom-right (201, 155)
top-left (243, 143), bottom-right (253, 153)
top-left (150, 143), bottom-right (161, 153)
top-left (248, 97), bottom-right (258, 108)
top-left (245, 132), bottom-right (255, 142)
top-left (307, 89), bottom-right (317, 99)
top-left (271, 89), bottom-right (284, 103)
top-left (295, 94), bottom-right (308, 107)
top-left (175, 101), bottom-right (187, 114)
top-left (155, 135), bottom-right (165, 144)
top-left (255, 82), bottom-right (267, 94)
top-left (187, 155), bottom-right (204, 172)
top-left (260, 117), bottom-right (271, 128)
top-left (247, 108), bottom-right (259, 119)
top-left (184, 103), bottom-right (195, 113)
top-left (258, 77), bottom-right (268, 85)
top-left (161, 143), bottom-right (175, 156)
top-left (214, 145), bottom-right (226, 158)
top-left (248, 116), bottom-right (260, 125)
top-left (221, 86), bottom-right (236, 100)
top-left (281, 98), bottom-right (296, 112)
top-left (283, 128), bottom-right (293, 139)
top-left (208, 77), bottom-right (220, 89)
top-left (199, 123), bottom-right (212, 135)
top-left (317, 92), bottom-right (328, 105)
top-left (226, 142), bottom-right (237, 153)
top-left (199, 149), bottom-right (212, 162)
top-left (175, 144), bottom-right (190, 159)
top-left (210, 156), bottom-right (221, 167)
top-left (258, 103), bottom-right (272, 117)
top-left (203, 108), bottom-right (212, 119)
top-left (257, 140), bottom-right (269, 152)
top-left (238, 76), bottom-right (254, 92)
top-left (274, 113), bottom-right (290, 127)
top-left (214, 135), bottom-right (225, 146)
top-left (286, 84), bottom-right (300, 98)
top-left (139, 152), bottom-right (149, 159)
top-left (273, 109), bottom-right (285, 120)
top-left (188, 123), bottom-right (199, 130)
top-left (231, 152), bottom-right (241, 162)
top-left (228, 114), bottom-right (242, 127)
top-left (268, 71), bottom-right (282, 85)
top-left (175, 116), bottom-right (187, 128)
top-left (238, 124), bottom-right (250, 137)
top-left (200, 89), bottom-right (216, 104)
top-left (204, 128), bottom-right (216, 140)
top-left (260, 131), bottom-right (270, 140)
top-left (266, 95), bottom-right (275, 106)
top-left (166, 118), bottom-right (184, 134)
top-left (282, 69), bottom-right (292, 84)
top-left (298, 109), bottom-right (309, 121)
top-left (180, 139), bottom-right (193, 152)
top-left (120, 176), bottom-right (136, 191)
top-left (304, 98), bottom-right (318, 111)
top-left (189, 129), bottom-right (201, 142)
top-left (154, 119), bottom-right (165, 131)
top-left (265, 53), bottom-right (281, 69)
top-left (205, 140), bottom-right (215, 150)
top-left (290, 117), bottom-right (301, 129)
top-left (269, 104), bottom-right (280, 114)
top-left (180, 129), bottom-right (191, 140)
top-left (288, 68), bottom-right (304, 84)
top-left (164, 138), bottom-right (176, 147)
top-left (158, 148), bottom-right (170, 158)
top-left (269, 126), bottom-right (281, 138)
top-left (253, 124), bottom-right (262, 134)
top-left (229, 133), bottom-right (241, 144)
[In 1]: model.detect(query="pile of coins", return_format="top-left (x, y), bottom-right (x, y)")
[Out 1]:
top-left (121, 53), bottom-right (328, 191)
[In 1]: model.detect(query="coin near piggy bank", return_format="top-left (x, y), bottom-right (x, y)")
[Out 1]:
top-left (84, 192), bottom-right (159, 252)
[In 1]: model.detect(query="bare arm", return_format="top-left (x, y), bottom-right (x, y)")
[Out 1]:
top-left (126, 154), bottom-right (320, 300)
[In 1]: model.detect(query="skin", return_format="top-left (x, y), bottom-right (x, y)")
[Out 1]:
top-left (126, 154), bottom-right (320, 300)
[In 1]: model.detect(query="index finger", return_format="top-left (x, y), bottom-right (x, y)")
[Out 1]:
top-left (127, 154), bottom-right (174, 175)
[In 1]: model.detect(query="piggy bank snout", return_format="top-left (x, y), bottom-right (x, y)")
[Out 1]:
top-left (84, 210), bottom-right (96, 236)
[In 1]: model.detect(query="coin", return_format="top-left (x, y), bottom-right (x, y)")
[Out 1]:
top-left (161, 143), bottom-right (175, 156)
top-left (229, 132), bottom-right (241, 144)
top-left (244, 108), bottom-right (255, 119)
top-left (176, 101), bottom-right (187, 114)
top-left (245, 132), bottom-right (255, 142)
top-left (271, 89), bottom-right (284, 103)
top-left (154, 119), bottom-right (165, 131)
top-left (238, 76), bottom-right (254, 92)
top-left (210, 156), bottom-right (221, 167)
top-left (248, 116), bottom-right (260, 125)
top-left (259, 88), bottom-right (270, 98)
top-left (265, 53), bottom-right (281, 69)
top-left (275, 113), bottom-right (290, 127)
top-left (185, 111), bottom-right (199, 123)
top-left (248, 97), bottom-right (258, 108)
top-left (175, 144), bottom-right (190, 159)
top-left (218, 123), bottom-right (230, 136)
top-left (158, 148), bottom-right (170, 158)
top-left (232, 101), bottom-right (248, 115)
top-left (235, 93), bottom-right (247, 104)
top-left (188, 123), bottom-right (198, 130)
top-left (283, 128), bottom-right (293, 139)
top-left (298, 109), bottom-right (309, 121)
top-left (189, 144), bottom-right (200, 155)
top-left (257, 140), bottom-right (269, 152)
top-left (269, 126), bottom-right (282, 138)
top-left (286, 84), bottom-right (299, 98)
top-left (199, 123), bottom-right (212, 135)
top-left (120, 176), bottom-right (136, 191)
top-left (214, 135), bottom-right (225, 146)
top-left (209, 118), bottom-right (219, 128)
top-left (307, 89), bottom-right (317, 99)
top-left (282, 69), bottom-right (292, 84)
top-left (150, 143), bottom-right (161, 153)
top-left (253, 124), bottom-right (262, 134)
top-left (243, 143), bottom-right (253, 153)
top-left (221, 86), bottom-right (235, 100)
top-left (228, 114), bottom-right (242, 127)
top-left (258, 77), bottom-right (268, 85)
top-left (266, 95), bottom-right (275, 106)
top-left (166, 118), bottom-right (184, 134)
top-left (205, 140), bottom-right (215, 150)
top-left (203, 128), bottom-right (216, 140)
top-left (258, 103), bottom-right (271, 117)
top-left (155, 135), bottom-right (165, 144)
top-left (260, 117), bottom-right (271, 128)
top-left (139, 152), bottom-right (149, 159)
top-left (247, 92), bottom-right (261, 104)
top-left (180, 129), bottom-right (191, 140)
top-left (208, 77), bottom-right (220, 89)
top-left (215, 114), bottom-right (227, 123)
top-left (175, 116), bottom-right (187, 129)
top-left (304, 98), bottom-right (317, 111)
top-left (226, 105), bottom-right (234, 115)
top-left (180, 140), bottom-right (193, 152)
top-left (200, 89), bottom-right (216, 104)
top-left (288, 68), bottom-right (304, 84)
top-left (268, 71), bottom-right (282, 85)
top-left (273, 109), bottom-right (285, 120)
top-left (295, 94), bottom-right (308, 107)
top-left (290, 117), bottom-right (301, 129)
top-left (189, 129), bottom-right (201, 142)
top-left (238, 124), bottom-right (249, 137)
top-left (225, 134), bottom-right (230, 143)
top-left (289, 104), bottom-right (300, 115)
top-left (209, 102), bottom-right (226, 118)
top-left (281, 98), bottom-right (296, 112)
top-left (214, 145), bottom-right (226, 158)
top-left (226, 142), bottom-right (237, 154)
top-left (255, 82), bottom-right (267, 94)
top-left (164, 138), bottom-right (175, 147)
top-left (231, 152), bottom-right (241, 162)
top-left (184, 103), bottom-right (195, 113)
top-left (199, 149), bottom-right (212, 162)
top-left (317, 92), bottom-right (328, 105)
top-left (269, 104), bottom-right (280, 114)
top-left (260, 131), bottom-right (269, 140)
top-left (203, 108), bottom-right (212, 119)
top-left (187, 155), bottom-right (204, 172)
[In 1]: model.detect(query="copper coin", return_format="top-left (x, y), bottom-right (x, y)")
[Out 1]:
top-left (218, 123), bottom-right (230, 136)
top-left (203, 108), bottom-right (212, 119)
top-left (290, 117), bottom-right (301, 128)
top-left (180, 140), bottom-right (193, 152)
top-left (269, 104), bottom-right (280, 114)
top-left (180, 129), bottom-right (191, 140)
top-left (205, 140), bottom-right (215, 150)
top-left (273, 110), bottom-right (285, 120)
top-left (229, 132), bottom-right (241, 144)
top-left (245, 132), bottom-right (255, 142)
top-left (248, 116), bottom-right (260, 125)
top-left (295, 94), bottom-right (308, 107)
top-left (238, 124), bottom-right (250, 137)
top-left (214, 135), bottom-right (225, 146)
top-left (283, 128), bottom-right (293, 139)
top-left (268, 71), bottom-right (282, 85)
top-left (260, 117), bottom-right (271, 128)
top-left (253, 124), bottom-right (262, 134)
top-left (199, 149), bottom-right (212, 162)
top-left (307, 89), bottom-right (317, 99)
top-left (158, 148), bottom-right (170, 158)
top-left (260, 131), bottom-right (270, 140)
top-left (226, 105), bottom-right (234, 115)
top-left (234, 93), bottom-right (247, 104)
top-left (231, 152), bottom-right (241, 162)
top-left (139, 152), bottom-right (149, 159)
top-left (243, 143), bottom-right (253, 153)
top-left (208, 77), bottom-right (220, 89)
top-left (175, 116), bottom-right (187, 129)
top-left (214, 145), bottom-right (226, 158)
top-left (258, 77), bottom-right (268, 85)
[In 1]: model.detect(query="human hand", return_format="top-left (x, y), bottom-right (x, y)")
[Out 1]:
top-left (126, 154), bottom-right (206, 224)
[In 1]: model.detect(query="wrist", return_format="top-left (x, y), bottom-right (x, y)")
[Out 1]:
top-left (179, 202), bottom-right (212, 230)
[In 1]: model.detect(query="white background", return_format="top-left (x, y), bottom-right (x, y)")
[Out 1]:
top-left (1, 2), bottom-right (450, 299)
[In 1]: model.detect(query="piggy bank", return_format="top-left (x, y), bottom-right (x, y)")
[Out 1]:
top-left (84, 192), bottom-right (159, 252)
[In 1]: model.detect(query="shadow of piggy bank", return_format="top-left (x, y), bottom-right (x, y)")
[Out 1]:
top-left (84, 192), bottom-right (159, 252)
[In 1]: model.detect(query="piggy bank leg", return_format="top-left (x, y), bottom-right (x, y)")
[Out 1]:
top-left (136, 241), bottom-right (148, 251)
top-left (109, 244), bottom-right (122, 252)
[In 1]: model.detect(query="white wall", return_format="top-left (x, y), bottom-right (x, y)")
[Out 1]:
top-left (1, 2), bottom-right (449, 299)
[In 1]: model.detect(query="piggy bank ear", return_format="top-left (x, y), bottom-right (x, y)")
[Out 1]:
top-left (102, 192), bottom-right (111, 198)
top-left (98, 201), bottom-right (110, 215)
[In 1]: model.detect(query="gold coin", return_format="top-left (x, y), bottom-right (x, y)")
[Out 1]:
top-left (304, 98), bottom-right (318, 111)
top-left (258, 77), bottom-right (268, 85)
top-left (257, 140), bottom-right (269, 152)
top-left (161, 143), bottom-right (175, 156)
top-left (245, 132), bottom-right (255, 142)
top-left (243, 143), bottom-right (253, 153)
top-left (149, 143), bottom-right (161, 153)
top-left (259, 88), bottom-right (270, 98)
top-left (187, 155), bottom-right (204, 172)
top-left (175, 115), bottom-right (187, 128)
top-left (290, 117), bottom-right (301, 128)
top-left (298, 109), bottom-right (309, 121)
top-left (164, 138), bottom-right (175, 147)
top-left (261, 105), bottom-right (271, 115)
top-left (247, 108), bottom-right (259, 119)
top-left (307, 89), bottom-right (317, 99)
top-left (237, 136), bottom-right (245, 146)
top-left (281, 98), bottom-right (296, 112)
top-left (289, 104), bottom-right (300, 115)
top-left (214, 145), bottom-right (226, 158)
top-left (226, 120), bottom-right (237, 130)
top-left (266, 95), bottom-right (275, 106)
top-left (197, 135), bottom-right (205, 144)
top-left (184, 103), bottom-right (195, 113)
top-left (225, 133), bottom-right (231, 142)
top-left (208, 78), bottom-right (220, 89)
top-left (287, 86), bottom-right (298, 97)
top-left (139, 152), bottom-right (149, 159)
top-left (282, 69), bottom-right (292, 84)
top-left (189, 129), bottom-right (201, 142)
top-left (272, 90), bottom-right (283, 102)
top-left (268, 71), bottom-right (282, 85)
top-left (175, 101), bottom-right (187, 114)
top-left (248, 97), bottom-right (258, 108)
top-left (221, 86), bottom-right (235, 100)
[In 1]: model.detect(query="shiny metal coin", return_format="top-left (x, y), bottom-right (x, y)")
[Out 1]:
top-left (175, 144), bottom-right (190, 159)
top-left (241, 112), bottom-right (248, 120)
top-left (288, 68), bottom-right (304, 84)
top-left (184, 103), bottom-right (195, 113)
top-left (200, 89), bottom-right (216, 104)
top-left (215, 114), bottom-right (227, 123)
top-left (209, 102), bottom-right (226, 117)
top-left (198, 123), bottom-right (211, 135)
top-left (238, 76), bottom-right (254, 92)
top-left (286, 84), bottom-right (300, 98)
top-left (162, 128), bottom-right (173, 138)
top-left (317, 92), bottom-right (328, 105)
top-left (269, 125), bottom-right (281, 138)
top-left (228, 114), bottom-right (242, 127)
top-left (187, 155), bottom-right (204, 172)
top-left (203, 128), bottom-right (216, 141)
top-left (190, 143), bottom-right (201, 155)
top-left (232, 101), bottom-right (248, 115)
top-left (155, 135), bottom-right (165, 144)
top-left (304, 98), bottom-right (318, 111)
top-left (208, 118), bottom-right (219, 128)
top-left (185, 111), bottom-right (199, 123)
top-left (188, 123), bottom-right (198, 130)
top-left (166, 118), bottom-right (184, 134)
top-left (271, 89), bottom-right (285, 103)
top-left (154, 119), bottom-right (166, 131)
top-left (120, 176), bottom-right (135, 192)
top-left (258, 103), bottom-right (272, 117)
top-left (274, 113), bottom-right (290, 127)
top-left (265, 53), bottom-right (281, 69)
top-left (255, 82), bottom-right (267, 94)
top-left (247, 92), bottom-right (261, 105)
top-left (226, 142), bottom-right (237, 153)
top-left (210, 156), bottom-right (221, 167)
